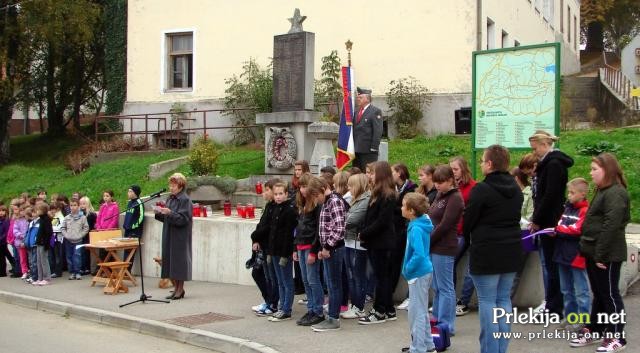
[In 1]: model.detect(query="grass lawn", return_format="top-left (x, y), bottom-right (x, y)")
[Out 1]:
top-left (0, 135), bottom-right (262, 210)
top-left (1, 127), bottom-right (637, 221)
top-left (388, 128), bottom-right (640, 223)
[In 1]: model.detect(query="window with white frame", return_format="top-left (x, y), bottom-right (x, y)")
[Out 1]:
top-left (487, 18), bottom-right (496, 50)
top-left (502, 30), bottom-right (509, 48)
top-left (166, 33), bottom-right (193, 90)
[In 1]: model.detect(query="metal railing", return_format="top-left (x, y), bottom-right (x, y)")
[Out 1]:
top-left (599, 67), bottom-right (640, 111)
top-left (94, 108), bottom-right (259, 149)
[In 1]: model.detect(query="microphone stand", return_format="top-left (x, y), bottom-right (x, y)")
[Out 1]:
top-left (100, 192), bottom-right (170, 307)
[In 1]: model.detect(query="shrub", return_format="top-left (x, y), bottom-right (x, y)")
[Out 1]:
top-left (386, 77), bottom-right (431, 139)
top-left (576, 141), bottom-right (622, 156)
top-left (186, 175), bottom-right (237, 195)
top-left (223, 58), bottom-right (272, 145)
top-left (188, 137), bottom-right (219, 175)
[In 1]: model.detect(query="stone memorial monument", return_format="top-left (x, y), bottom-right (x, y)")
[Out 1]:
top-left (256, 8), bottom-right (321, 175)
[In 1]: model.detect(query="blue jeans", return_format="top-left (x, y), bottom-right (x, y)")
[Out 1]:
top-left (408, 273), bottom-right (436, 353)
top-left (460, 261), bottom-right (476, 305)
top-left (558, 264), bottom-right (591, 317)
top-left (298, 248), bottom-right (323, 316)
top-left (264, 259), bottom-right (279, 308)
top-left (431, 253), bottom-right (456, 333)
top-left (322, 247), bottom-right (344, 319)
top-left (64, 240), bottom-right (82, 275)
top-left (344, 247), bottom-right (368, 310)
top-left (271, 256), bottom-right (293, 315)
top-left (472, 272), bottom-right (516, 353)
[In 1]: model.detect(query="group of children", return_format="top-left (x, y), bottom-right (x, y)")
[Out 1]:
top-left (247, 147), bottom-right (629, 353)
top-left (0, 185), bottom-right (145, 286)
top-left (248, 159), bottom-right (452, 351)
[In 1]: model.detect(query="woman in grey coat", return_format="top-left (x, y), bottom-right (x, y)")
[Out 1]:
top-left (155, 172), bottom-right (192, 300)
top-left (341, 174), bottom-right (371, 319)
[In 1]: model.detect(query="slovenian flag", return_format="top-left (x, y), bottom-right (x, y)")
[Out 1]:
top-left (336, 66), bottom-right (355, 170)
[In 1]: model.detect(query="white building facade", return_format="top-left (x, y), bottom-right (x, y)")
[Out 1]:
top-left (125, 0), bottom-right (580, 141)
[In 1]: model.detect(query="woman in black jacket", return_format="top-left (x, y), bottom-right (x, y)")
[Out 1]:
top-left (463, 145), bottom-right (523, 353)
top-left (358, 161), bottom-right (398, 324)
top-left (529, 130), bottom-right (574, 317)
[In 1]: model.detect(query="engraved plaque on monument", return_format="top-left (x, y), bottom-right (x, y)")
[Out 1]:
top-left (272, 32), bottom-right (315, 112)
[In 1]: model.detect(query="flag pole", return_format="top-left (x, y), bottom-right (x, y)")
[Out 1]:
top-left (345, 39), bottom-right (353, 67)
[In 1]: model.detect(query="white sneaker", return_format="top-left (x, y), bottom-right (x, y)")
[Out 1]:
top-left (396, 298), bottom-right (410, 310)
top-left (340, 304), bottom-right (366, 319)
top-left (533, 300), bottom-right (546, 313)
top-left (596, 338), bottom-right (626, 352)
top-left (252, 303), bottom-right (267, 312)
top-left (569, 328), bottom-right (602, 347)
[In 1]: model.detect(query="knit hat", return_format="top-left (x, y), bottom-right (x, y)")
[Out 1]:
top-left (129, 185), bottom-right (141, 198)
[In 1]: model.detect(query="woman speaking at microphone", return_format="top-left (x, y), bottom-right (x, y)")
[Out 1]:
top-left (154, 173), bottom-right (192, 300)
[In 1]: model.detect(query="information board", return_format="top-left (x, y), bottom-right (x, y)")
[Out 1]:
top-left (472, 43), bottom-right (560, 150)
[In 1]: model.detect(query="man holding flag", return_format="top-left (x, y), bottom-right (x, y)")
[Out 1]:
top-left (352, 87), bottom-right (383, 171)
top-left (336, 70), bottom-right (384, 171)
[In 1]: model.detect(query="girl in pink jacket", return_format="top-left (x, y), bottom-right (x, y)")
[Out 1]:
top-left (96, 190), bottom-right (120, 230)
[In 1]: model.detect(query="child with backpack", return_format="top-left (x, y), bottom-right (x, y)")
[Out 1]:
top-left (401, 192), bottom-right (436, 353)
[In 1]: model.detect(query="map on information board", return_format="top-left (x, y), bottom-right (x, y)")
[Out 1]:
top-left (472, 43), bottom-right (560, 149)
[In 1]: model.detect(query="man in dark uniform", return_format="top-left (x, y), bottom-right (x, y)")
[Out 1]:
top-left (352, 87), bottom-right (383, 171)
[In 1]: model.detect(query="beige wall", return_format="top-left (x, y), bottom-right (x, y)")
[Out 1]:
top-left (126, 0), bottom-right (580, 136)
top-left (481, 0), bottom-right (580, 57)
top-left (127, 0), bottom-right (478, 103)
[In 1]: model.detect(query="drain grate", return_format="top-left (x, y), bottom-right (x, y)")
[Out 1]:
top-left (163, 312), bottom-right (241, 327)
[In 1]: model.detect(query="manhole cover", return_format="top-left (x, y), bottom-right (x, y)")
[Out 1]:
top-left (163, 312), bottom-right (241, 327)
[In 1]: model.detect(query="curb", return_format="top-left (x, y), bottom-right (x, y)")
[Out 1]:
top-left (0, 290), bottom-right (280, 353)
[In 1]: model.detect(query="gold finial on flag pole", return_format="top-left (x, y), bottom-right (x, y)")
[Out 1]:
top-left (345, 39), bottom-right (353, 67)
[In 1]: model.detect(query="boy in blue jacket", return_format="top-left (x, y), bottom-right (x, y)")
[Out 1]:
top-left (401, 192), bottom-right (436, 353)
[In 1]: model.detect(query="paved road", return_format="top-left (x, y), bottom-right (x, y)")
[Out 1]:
top-left (0, 301), bottom-right (219, 353)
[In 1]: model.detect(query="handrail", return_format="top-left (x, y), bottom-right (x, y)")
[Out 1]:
top-left (93, 107), bottom-right (263, 149)
top-left (602, 50), bottom-right (617, 71)
top-left (599, 67), bottom-right (640, 111)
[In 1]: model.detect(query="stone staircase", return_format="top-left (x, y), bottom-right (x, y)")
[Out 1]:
top-left (562, 76), bottom-right (600, 123)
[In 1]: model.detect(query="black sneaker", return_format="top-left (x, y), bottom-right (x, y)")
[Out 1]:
top-left (268, 310), bottom-right (292, 322)
top-left (386, 311), bottom-right (397, 321)
top-left (308, 313), bottom-right (325, 326)
top-left (296, 312), bottom-right (312, 326)
top-left (358, 310), bottom-right (386, 325)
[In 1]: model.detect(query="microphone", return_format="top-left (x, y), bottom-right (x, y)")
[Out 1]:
top-left (147, 188), bottom-right (167, 199)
